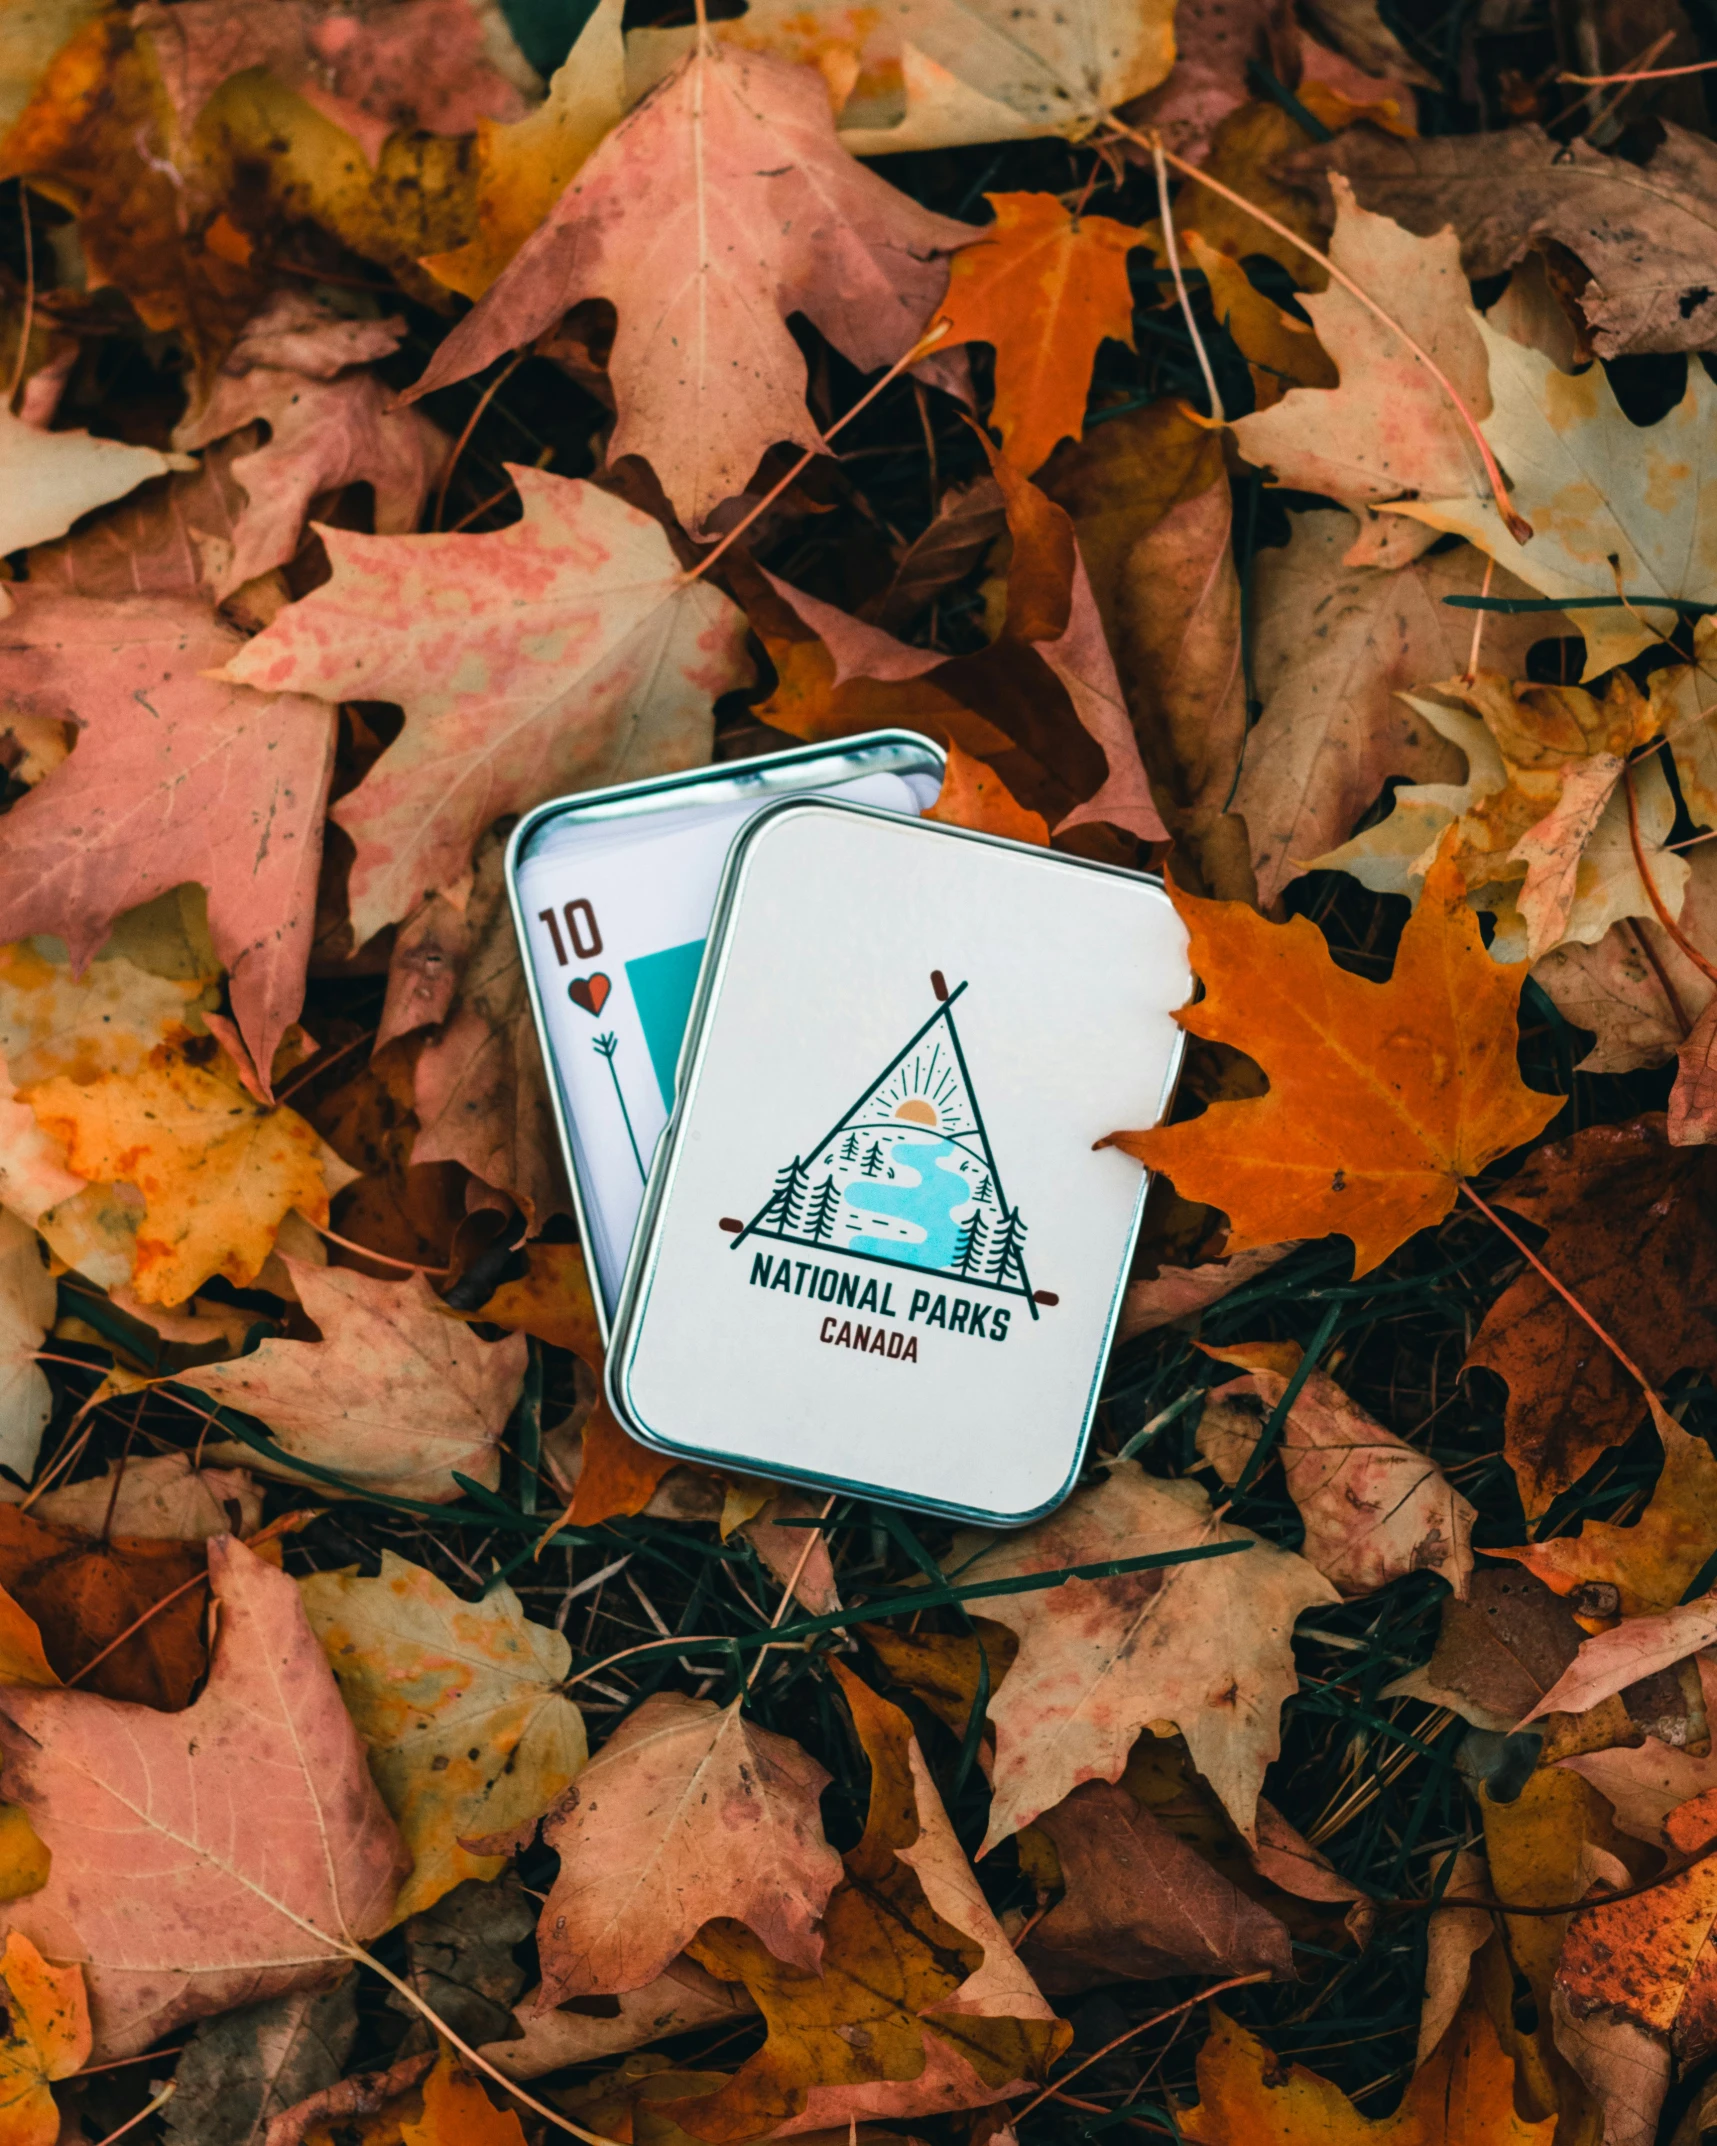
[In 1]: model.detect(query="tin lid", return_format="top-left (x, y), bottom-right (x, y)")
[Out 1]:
top-left (607, 799), bottom-right (1191, 1525)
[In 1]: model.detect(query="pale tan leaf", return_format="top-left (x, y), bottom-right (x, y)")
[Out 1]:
top-left (534, 1690), bottom-right (843, 2003)
top-left (953, 1464), bottom-right (1337, 1849)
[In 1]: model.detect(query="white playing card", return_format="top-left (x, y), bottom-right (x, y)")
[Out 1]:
top-left (518, 766), bottom-right (934, 1310)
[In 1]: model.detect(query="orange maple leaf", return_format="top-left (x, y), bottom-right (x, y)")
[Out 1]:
top-left (938, 192), bottom-right (1142, 474)
top-left (1106, 846), bottom-right (1560, 1275)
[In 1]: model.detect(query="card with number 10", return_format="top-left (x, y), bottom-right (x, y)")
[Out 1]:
top-left (511, 737), bottom-right (945, 1319)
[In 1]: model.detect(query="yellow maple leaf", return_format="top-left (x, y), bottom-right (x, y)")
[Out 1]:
top-left (0, 1931), bottom-right (90, 2146)
top-left (300, 1552), bottom-right (587, 1922)
top-left (23, 1050), bottom-right (343, 1306)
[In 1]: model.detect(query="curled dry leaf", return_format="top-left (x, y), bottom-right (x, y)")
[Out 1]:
top-left (1314, 672), bottom-right (1672, 964)
top-left (953, 1462), bottom-right (1337, 1849)
top-left (1107, 847), bottom-right (1560, 1276)
top-left (0, 592), bottom-right (336, 1086)
top-left (1524, 1595), bottom-right (1717, 1727)
top-left (181, 1258), bottom-right (525, 1501)
top-left (300, 1552), bottom-right (587, 1923)
top-left (532, 1689), bottom-right (843, 2004)
top-left (408, 45), bottom-right (975, 532)
top-left (1198, 1339), bottom-right (1474, 1598)
top-left (668, 1664), bottom-right (1066, 2141)
top-left (1532, 847), bottom-right (1717, 1077)
top-left (223, 468), bottom-right (752, 945)
top-left (171, 292), bottom-right (450, 600)
top-left (0, 1538), bottom-right (408, 2061)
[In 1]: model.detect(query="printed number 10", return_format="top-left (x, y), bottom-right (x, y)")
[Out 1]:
top-left (537, 900), bottom-right (602, 965)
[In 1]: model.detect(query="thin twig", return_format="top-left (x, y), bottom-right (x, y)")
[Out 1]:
top-left (743, 1492), bottom-right (838, 1696)
top-left (1561, 55), bottom-right (1717, 80)
top-left (1463, 557), bottom-right (1495, 682)
top-left (1150, 136), bottom-right (1223, 423)
top-left (89, 2081), bottom-right (176, 2145)
top-left (8, 187), bottom-right (33, 409)
top-left (430, 349), bottom-right (529, 531)
top-left (309, 1223), bottom-right (454, 1276)
top-left (685, 318), bottom-right (953, 585)
top-left (1625, 762), bottom-right (1717, 985)
top-left (1010, 1972), bottom-right (1273, 2120)
top-left (1111, 124), bottom-right (1530, 544)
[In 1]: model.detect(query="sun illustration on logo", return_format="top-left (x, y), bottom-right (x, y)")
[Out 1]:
top-left (728, 974), bottom-right (1043, 1314)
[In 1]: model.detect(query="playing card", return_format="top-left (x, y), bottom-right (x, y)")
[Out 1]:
top-left (517, 763), bottom-right (936, 1310)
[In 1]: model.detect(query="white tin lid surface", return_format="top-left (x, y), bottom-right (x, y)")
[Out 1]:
top-left (609, 800), bottom-right (1192, 1525)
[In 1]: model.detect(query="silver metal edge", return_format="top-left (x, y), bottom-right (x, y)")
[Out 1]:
top-left (503, 731), bottom-right (947, 1345)
top-left (603, 795), bottom-right (1190, 1529)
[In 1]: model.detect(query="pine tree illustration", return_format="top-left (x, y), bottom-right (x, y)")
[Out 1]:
top-left (860, 1140), bottom-right (886, 1177)
top-left (839, 1132), bottom-right (860, 1163)
top-left (763, 1156), bottom-right (812, 1231)
top-left (953, 1213), bottom-right (989, 1276)
top-left (803, 1176), bottom-right (840, 1244)
top-left (973, 1171), bottom-right (993, 1207)
top-left (986, 1207), bottom-right (1028, 1290)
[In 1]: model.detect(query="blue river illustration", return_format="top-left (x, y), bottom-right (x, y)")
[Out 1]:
top-left (841, 1132), bottom-right (970, 1270)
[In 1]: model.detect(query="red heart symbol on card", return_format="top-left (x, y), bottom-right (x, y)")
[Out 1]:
top-left (568, 973), bottom-right (612, 1017)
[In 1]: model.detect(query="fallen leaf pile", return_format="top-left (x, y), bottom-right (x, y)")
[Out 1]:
top-left (2, 1), bottom-right (1717, 2140)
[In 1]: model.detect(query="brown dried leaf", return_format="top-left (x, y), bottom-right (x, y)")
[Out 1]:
top-left (533, 1690), bottom-right (843, 2004)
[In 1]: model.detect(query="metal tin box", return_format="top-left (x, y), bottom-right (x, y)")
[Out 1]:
top-left (605, 799), bottom-right (1192, 1526)
top-left (506, 733), bottom-right (946, 1327)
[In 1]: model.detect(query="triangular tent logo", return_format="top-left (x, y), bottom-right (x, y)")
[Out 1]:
top-left (732, 978), bottom-right (1039, 1312)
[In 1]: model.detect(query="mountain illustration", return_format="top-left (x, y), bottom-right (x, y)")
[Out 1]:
top-left (733, 977), bottom-right (1037, 1306)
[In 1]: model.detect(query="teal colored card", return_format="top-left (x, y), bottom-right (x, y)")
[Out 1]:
top-left (626, 939), bottom-right (706, 1109)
